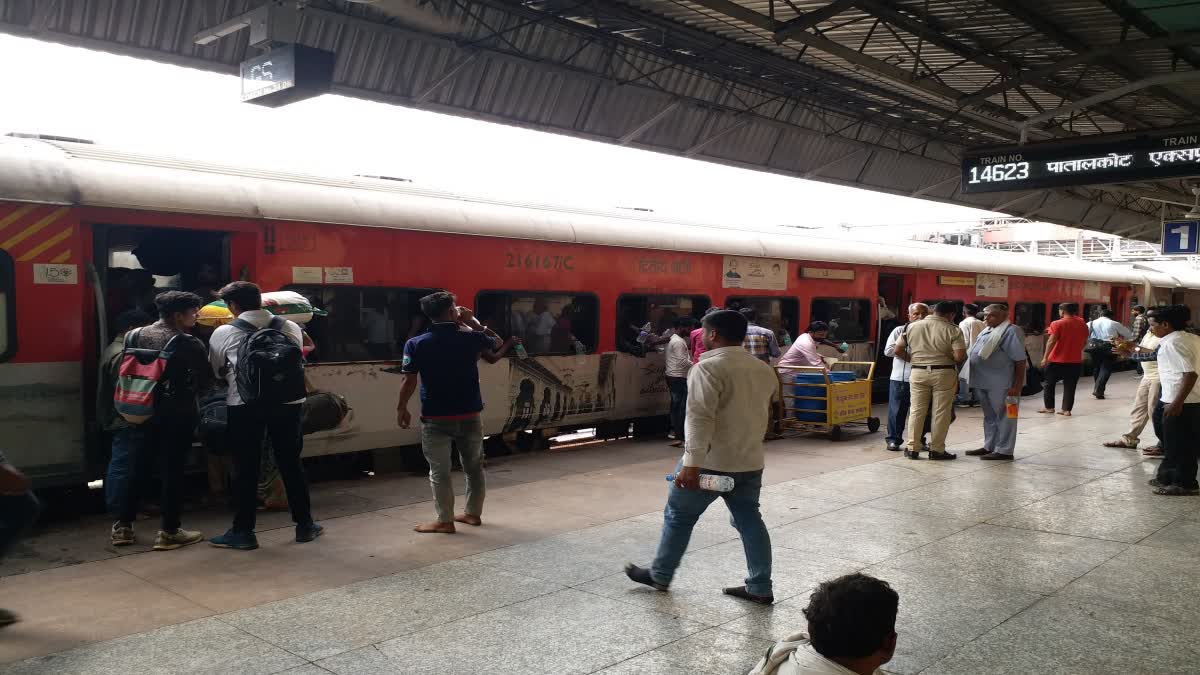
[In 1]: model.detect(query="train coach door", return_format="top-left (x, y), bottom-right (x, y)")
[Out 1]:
top-left (874, 272), bottom-right (913, 396)
top-left (86, 224), bottom-right (233, 472)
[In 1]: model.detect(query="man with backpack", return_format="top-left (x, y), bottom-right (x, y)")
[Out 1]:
top-left (111, 291), bottom-right (212, 550)
top-left (207, 282), bottom-right (322, 550)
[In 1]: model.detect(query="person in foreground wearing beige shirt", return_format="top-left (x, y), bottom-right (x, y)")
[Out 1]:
top-left (625, 309), bottom-right (781, 605)
top-left (894, 301), bottom-right (966, 460)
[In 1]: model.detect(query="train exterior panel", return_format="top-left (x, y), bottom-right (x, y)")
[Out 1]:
top-left (0, 137), bottom-right (1193, 486)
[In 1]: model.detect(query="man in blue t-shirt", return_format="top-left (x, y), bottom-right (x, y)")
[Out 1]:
top-left (397, 291), bottom-right (503, 534)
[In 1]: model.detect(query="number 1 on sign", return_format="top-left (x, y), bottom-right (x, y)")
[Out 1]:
top-left (1172, 225), bottom-right (1190, 251)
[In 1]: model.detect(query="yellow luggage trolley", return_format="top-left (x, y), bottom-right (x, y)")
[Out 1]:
top-left (776, 362), bottom-right (880, 441)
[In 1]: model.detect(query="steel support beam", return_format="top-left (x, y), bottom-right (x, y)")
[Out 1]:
top-left (683, 0), bottom-right (1056, 140)
top-left (619, 99), bottom-right (682, 145)
top-left (1017, 70), bottom-right (1200, 142)
top-left (773, 0), bottom-right (859, 44)
top-left (963, 32), bottom-right (1200, 105)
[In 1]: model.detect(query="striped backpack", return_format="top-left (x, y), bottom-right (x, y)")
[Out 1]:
top-left (113, 328), bottom-right (182, 424)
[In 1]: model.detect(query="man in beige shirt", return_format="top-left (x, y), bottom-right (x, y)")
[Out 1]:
top-left (895, 301), bottom-right (966, 460)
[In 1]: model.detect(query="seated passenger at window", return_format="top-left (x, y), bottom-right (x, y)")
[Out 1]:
top-left (527, 298), bottom-right (556, 353)
top-left (830, 308), bottom-right (864, 341)
top-left (550, 304), bottom-right (578, 353)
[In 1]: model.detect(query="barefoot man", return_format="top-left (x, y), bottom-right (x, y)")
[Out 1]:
top-left (397, 291), bottom-right (503, 533)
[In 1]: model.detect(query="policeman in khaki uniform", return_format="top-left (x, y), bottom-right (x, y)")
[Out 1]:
top-left (895, 301), bottom-right (967, 460)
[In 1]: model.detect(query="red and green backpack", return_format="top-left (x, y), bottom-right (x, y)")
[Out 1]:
top-left (113, 328), bottom-right (182, 424)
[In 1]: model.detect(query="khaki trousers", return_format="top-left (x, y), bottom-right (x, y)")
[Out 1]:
top-left (907, 367), bottom-right (957, 452)
top-left (1121, 377), bottom-right (1161, 446)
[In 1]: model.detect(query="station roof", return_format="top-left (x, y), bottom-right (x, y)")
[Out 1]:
top-left (1, 0), bottom-right (1197, 239)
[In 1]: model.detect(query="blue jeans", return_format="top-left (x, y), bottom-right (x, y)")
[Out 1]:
top-left (421, 416), bottom-right (486, 523)
top-left (886, 380), bottom-right (929, 448)
top-left (666, 377), bottom-right (687, 442)
top-left (0, 491), bottom-right (40, 559)
top-left (105, 425), bottom-right (147, 516)
top-left (651, 467), bottom-right (771, 597)
top-left (956, 377), bottom-right (976, 405)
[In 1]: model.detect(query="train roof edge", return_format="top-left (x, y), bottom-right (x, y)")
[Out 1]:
top-left (0, 135), bottom-right (1191, 290)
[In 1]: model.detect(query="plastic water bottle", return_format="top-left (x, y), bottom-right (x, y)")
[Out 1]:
top-left (1005, 395), bottom-right (1019, 419)
top-left (840, 341), bottom-right (849, 353)
top-left (515, 342), bottom-right (529, 360)
top-left (574, 340), bottom-right (586, 355)
top-left (665, 473), bottom-right (735, 492)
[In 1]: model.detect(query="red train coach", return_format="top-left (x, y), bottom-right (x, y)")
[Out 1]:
top-left (0, 136), bottom-right (1190, 487)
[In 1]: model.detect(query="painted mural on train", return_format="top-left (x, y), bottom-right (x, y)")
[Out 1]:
top-left (502, 353), bottom-right (617, 431)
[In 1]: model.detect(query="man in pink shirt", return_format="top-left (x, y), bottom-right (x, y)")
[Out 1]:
top-left (691, 307), bottom-right (720, 363)
top-left (778, 321), bottom-right (846, 369)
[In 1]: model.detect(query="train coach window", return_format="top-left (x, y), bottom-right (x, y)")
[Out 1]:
top-left (1015, 303), bottom-right (1047, 333)
top-left (727, 296), bottom-right (798, 345)
top-left (0, 250), bottom-right (13, 362)
top-left (616, 294), bottom-right (710, 353)
top-left (477, 291), bottom-right (598, 356)
top-left (286, 286), bottom-right (435, 362)
top-left (811, 297), bottom-right (871, 342)
top-left (1084, 303), bottom-right (1109, 321)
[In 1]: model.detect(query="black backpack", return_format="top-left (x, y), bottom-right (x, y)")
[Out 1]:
top-left (232, 317), bottom-right (306, 405)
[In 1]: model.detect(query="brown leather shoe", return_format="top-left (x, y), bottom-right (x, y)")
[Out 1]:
top-left (980, 452), bottom-right (1014, 461)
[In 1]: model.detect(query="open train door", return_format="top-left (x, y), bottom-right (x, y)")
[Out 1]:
top-left (86, 223), bottom-right (243, 476)
top-left (875, 272), bottom-right (915, 398)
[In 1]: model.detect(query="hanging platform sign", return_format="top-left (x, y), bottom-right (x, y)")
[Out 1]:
top-left (962, 126), bottom-right (1200, 193)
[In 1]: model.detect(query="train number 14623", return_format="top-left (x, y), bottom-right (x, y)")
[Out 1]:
top-left (967, 161), bottom-right (1030, 184)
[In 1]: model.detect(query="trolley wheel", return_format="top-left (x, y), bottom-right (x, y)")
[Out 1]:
top-left (829, 425), bottom-right (843, 442)
top-left (867, 417), bottom-right (881, 433)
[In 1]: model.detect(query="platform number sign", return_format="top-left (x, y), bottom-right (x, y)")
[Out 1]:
top-left (1161, 220), bottom-right (1200, 256)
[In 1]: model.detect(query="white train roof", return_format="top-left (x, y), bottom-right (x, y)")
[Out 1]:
top-left (0, 136), bottom-right (1191, 290)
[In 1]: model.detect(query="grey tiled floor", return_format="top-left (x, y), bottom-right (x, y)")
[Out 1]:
top-left (4, 373), bottom-right (1200, 674)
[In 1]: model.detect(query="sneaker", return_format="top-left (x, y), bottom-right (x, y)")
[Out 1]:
top-left (0, 608), bottom-right (18, 629)
top-left (209, 530), bottom-right (260, 551)
top-left (153, 529), bottom-right (204, 551)
top-left (624, 563), bottom-right (669, 592)
top-left (111, 522), bottom-right (135, 547)
top-left (296, 523), bottom-right (324, 543)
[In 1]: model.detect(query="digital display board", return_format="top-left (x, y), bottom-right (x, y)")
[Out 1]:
top-left (240, 44), bottom-right (335, 108)
top-left (961, 127), bottom-right (1200, 194)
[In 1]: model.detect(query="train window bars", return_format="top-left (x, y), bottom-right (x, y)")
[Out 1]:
top-left (284, 286), bottom-right (436, 363)
top-left (615, 294), bottom-right (711, 354)
top-left (726, 295), bottom-right (798, 346)
top-left (1015, 303), bottom-right (1047, 334)
top-left (0, 249), bottom-right (12, 362)
top-left (810, 297), bottom-right (871, 343)
top-left (476, 291), bottom-right (599, 357)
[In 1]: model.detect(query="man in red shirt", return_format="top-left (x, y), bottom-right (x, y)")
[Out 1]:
top-left (691, 307), bottom-right (719, 363)
top-left (1039, 303), bottom-right (1089, 416)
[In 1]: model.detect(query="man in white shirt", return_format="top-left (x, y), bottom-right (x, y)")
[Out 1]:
top-left (1146, 305), bottom-right (1200, 496)
top-left (626, 310), bottom-right (780, 604)
top-left (747, 573), bottom-right (898, 675)
top-left (1107, 329), bottom-right (1163, 451)
top-left (1087, 309), bottom-right (1133, 399)
top-left (956, 304), bottom-right (984, 406)
top-left (883, 303), bottom-right (930, 452)
top-left (664, 317), bottom-right (694, 448)
top-left (207, 282), bottom-right (321, 550)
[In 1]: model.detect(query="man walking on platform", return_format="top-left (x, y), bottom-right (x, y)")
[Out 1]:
top-left (1087, 309), bottom-right (1132, 399)
top-left (883, 303), bottom-right (931, 452)
top-left (396, 291), bottom-right (503, 533)
top-left (964, 305), bottom-right (1027, 461)
top-left (1, 450), bottom-right (39, 628)
top-left (1039, 303), bottom-right (1089, 416)
top-left (895, 301), bottom-right (966, 460)
top-left (209, 282), bottom-right (321, 550)
top-left (625, 310), bottom-right (780, 604)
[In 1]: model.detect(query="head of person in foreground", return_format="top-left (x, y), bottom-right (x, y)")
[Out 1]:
top-left (803, 573), bottom-right (899, 674)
